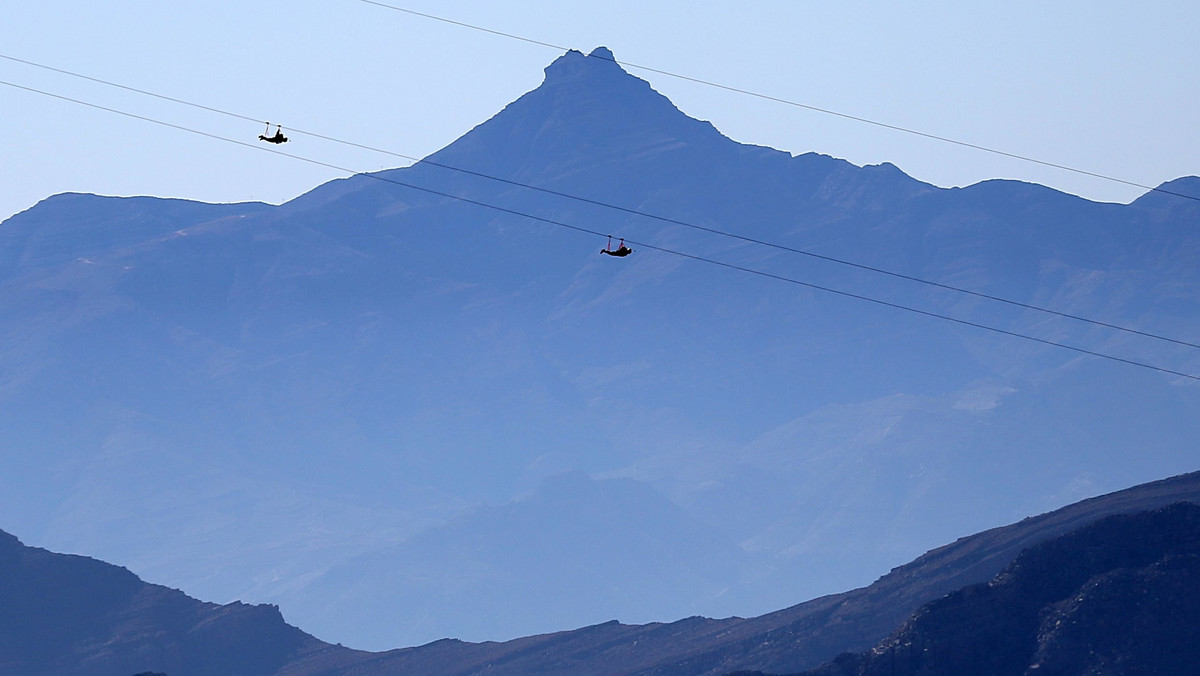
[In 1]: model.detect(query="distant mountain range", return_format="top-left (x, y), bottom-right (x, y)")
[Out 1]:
top-left (4, 470), bottom-right (1199, 675)
top-left (1, 46), bottom-right (1198, 648)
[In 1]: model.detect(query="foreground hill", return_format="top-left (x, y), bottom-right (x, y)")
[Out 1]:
top-left (0, 528), bottom-right (364, 676)
top-left (4, 471), bottom-right (1199, 675)
top-left (788, 503), bottom-right (1200, 676)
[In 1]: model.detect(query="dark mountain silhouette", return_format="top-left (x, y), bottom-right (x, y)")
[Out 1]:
top-left (785, 502), bottom-right (1200, 676)
top-left (1, 45), bottom-right (1198, 647)
top-left (5, 471), bottom-right (1200, 675)
top-left (0, 527), bottom-right (367, 676)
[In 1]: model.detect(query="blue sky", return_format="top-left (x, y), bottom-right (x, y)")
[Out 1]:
top-left (3, 0), bottom-right (1198, 223)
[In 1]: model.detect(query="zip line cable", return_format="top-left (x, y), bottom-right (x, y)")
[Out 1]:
top-left (3, 52), bottom-right (1198, 352)
top-left (357, 0), bottom-right (1200, 205)
top-left (2, 76), bottom-right (1198, 383)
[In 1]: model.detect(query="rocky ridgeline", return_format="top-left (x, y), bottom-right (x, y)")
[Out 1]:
top-left (787, 502), bottom-right (1200, 676)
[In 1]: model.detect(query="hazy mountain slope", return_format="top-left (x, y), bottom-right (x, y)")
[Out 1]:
top-left (0, 46), bottom-right (1198, 648)
top-left (301, 471), bottom-right (757, 647)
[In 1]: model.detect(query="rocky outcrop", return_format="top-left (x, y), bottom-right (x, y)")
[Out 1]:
top-left (791, 502), bottom-right (1200, 676)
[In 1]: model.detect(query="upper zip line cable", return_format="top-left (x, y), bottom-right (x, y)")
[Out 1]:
top-left (2, 76), bottom-right (1198, 383)
top-left (357, 0), bottom-right (1200, 206)
top-left (2, 52), bottom-right (1198, 353)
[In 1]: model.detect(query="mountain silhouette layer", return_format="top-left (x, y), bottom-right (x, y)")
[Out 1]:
top-left (1, 47), bottom-right (1198, 647)
top-left (0, 527), bottom-right (354, 676)
top-left (4, 471), bottom-right (1200, 675)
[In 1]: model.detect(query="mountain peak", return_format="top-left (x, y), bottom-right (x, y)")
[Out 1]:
top-left (588, 45), bottom-right (616, 61)
top-left (541, 45), bottom-right (637, 87)
top-left (416, 45), bottom-right (728, 184)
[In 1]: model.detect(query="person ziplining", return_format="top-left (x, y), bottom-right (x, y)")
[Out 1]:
top-left (258, 122), bottom-right (288, 144)
top-left (600, 235), bottom-right (632, 257)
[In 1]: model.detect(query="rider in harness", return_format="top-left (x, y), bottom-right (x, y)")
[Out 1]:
top-left (259, 123), bottom-right (288, 144)
top-left (600, 236), bottom-right (632, 257)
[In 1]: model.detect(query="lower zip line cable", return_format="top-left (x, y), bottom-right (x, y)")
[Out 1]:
top-left (3, 76), bottom-right (1198, 382)
top-left (3, 52), bottom-right (1197, 352)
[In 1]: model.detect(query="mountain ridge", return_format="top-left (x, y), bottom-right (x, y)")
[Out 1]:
top-left (4, 471), bottom-right (1200, 675)
top-left (0, 526), bottom-right (356, 676)
top-left (787, 502), bottom-right (1200, 676)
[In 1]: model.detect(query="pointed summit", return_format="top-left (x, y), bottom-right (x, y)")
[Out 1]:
top-left (292, 45), bottom-right (917, 222)
top-left (423, 46), bottom-right (730, 184)
top-left (541, 45), bottom-right (627, 82)
top-left (286, 46), bottom-right (739, 211)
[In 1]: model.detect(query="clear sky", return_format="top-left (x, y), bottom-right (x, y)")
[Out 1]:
top-left (3, 1), bottom-right (1198, 223)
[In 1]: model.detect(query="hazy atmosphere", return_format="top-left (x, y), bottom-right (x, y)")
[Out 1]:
top-left (3, 0), bottom-right (1199, 658)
